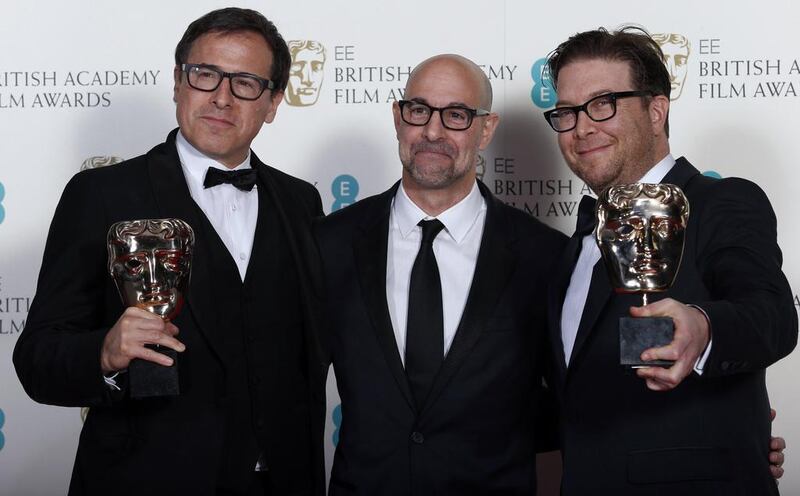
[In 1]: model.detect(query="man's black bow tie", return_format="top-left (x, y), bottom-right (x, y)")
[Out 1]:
top-left (575, 195), bottom-right (597, 237)
top-left (203, 167), bottom-right (258, 191)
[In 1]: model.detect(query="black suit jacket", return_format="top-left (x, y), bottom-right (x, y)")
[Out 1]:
top-left (13, 130), bottom-right (327, 496)
top-left (315, 180), bottom-right (566, 495)
top-left (548, 157), bottom-right (798, 495)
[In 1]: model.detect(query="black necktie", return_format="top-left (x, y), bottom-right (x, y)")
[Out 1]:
top-left (575, 195), bottom-right (597, 237)
top-left (406, 219), bottom-right (446, 408)
top-left (203, 167), bottom-right (258, 191)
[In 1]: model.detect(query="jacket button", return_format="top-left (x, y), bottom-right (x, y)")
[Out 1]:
top-left (410, 431), bottom-right (424, 444)
top-left (721, 361), bottom-right (730, 371)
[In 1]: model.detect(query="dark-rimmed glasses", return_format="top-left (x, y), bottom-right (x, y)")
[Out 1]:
top-left (543, 90), bottom-right (653, 132)
top-left (181, 63), bottom-right (275, 101)
top-left (398, 100), bottom-right (490, 131)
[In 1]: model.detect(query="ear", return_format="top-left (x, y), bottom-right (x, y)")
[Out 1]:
top-left (648, 94), bottom-right (670, 136)
top-left (264, 91), bottom-right (284, 124)
top-left (478, 112), bottom-right (500, 150)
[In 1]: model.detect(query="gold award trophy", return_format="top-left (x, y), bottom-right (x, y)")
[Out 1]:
top-left (596, 184), bottom-right (689, 368)
top-left (107, 218), bottom-right (194, 397)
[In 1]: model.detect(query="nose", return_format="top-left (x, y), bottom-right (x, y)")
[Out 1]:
top-left (573, 109), bottom-right (596, 138)
top-left (300, 64), bottom-right (312, 86)
top-left (633, 222), bottom-right (656, 258)
top-left (142, 252), bottom-right (161, 290)
top-left (211, 75), bottom-right (234, 108)
top-left (422, 109), bottom-right (446, 141)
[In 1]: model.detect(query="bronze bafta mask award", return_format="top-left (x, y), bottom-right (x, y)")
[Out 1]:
top-left (596, 184), bottom-right (689, 368)
top-left (107, 218), bottom-right (194, 398)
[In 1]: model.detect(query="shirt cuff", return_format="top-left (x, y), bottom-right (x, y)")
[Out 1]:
top-left (688, 304), bottom-right (712, 375)
top-left (103, 369), bottom-right (126, 391)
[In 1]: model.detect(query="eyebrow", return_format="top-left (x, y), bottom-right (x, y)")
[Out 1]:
top-left (190, 63), bottom-right (266, 80)
top-left (555, 88), bottom-right (616, 107)
top-left (408, 97), bottom-right (473, 108)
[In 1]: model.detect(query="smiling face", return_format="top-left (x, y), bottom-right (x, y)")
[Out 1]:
top-left (174, 30), bottom-right (283, 168)
top-left (554, 58), bottom-right (670, 194)
top-left (393, 56), bottom-right (498, 198)
top-left (597, 184), bottom-right (688, 293)
top-left (108, 219), bottom-right (194, 320)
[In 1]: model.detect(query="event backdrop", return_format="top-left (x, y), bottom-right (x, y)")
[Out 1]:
top-left (2, 1), bottom-right (799, 494)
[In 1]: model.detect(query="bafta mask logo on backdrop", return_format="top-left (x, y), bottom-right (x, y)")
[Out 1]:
top-left (285, 40), bottom-right (327, 107)
top-left (476, 154), bottom-right (486, 181)
top-left (80, 156), bottom-right (124, 171)
top-left (653, 33), bottom-right (691, 100)
top-left (530, 57), bottom-right (556, 109)
top-left (331, 174), bottom-right (359, 212)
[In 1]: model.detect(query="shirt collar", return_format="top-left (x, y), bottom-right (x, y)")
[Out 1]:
top-left (175, 129), bottom-right (252, 185)
top-left (393, 180), bottom-right (485, 244)
top-left (637, 153), bottom-right (675, 184)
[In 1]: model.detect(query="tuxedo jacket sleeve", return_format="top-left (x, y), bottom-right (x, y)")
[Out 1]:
top-left (686, 172), bottom-right (797, 375)
top-left (14, 168), bottom-right (128, 407)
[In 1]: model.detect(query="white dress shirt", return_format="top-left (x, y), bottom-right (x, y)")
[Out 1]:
top-left (176, 131), bottom-right (257, 281)
top-left (560, 155), bottom-right (714, 371)
top-left (386, 181), bottom-right (486, 364)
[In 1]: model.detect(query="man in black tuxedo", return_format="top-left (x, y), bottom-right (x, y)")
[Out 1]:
top-left (315, 54), bottom-right (566, 495)
top-left (543, 27), bottom-right (797, 495)
top-left (14, 8), bottom-right (325, 496)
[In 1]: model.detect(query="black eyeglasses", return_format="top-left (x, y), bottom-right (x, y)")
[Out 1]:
top-left (181, 63), bottom-right (276, 101)
top-left (398, 100), bottom-right (490, 131)
top-left (543, 90), bottom-right (653, 132)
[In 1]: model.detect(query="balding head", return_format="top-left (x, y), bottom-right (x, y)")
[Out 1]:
top-left (407, 54), bottom-right (493, 110)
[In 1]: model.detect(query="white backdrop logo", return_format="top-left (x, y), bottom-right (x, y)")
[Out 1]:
top-left (285, 40), bottom-right (326, 107)
top-left (653, 33), bottom-right (691, 100)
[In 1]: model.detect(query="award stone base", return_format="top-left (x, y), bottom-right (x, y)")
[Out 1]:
top-left (129, 345), bottom-right (180, 398)
top-left (619, 316), bottom-right (675, 368)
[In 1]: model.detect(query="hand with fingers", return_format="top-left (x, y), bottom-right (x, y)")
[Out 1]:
top-left (100, 306), bottom-right (185, 374)
top-left (629, 298), bottom-right (710, 391)
top-left (769, 408), bottom-right (786, 480)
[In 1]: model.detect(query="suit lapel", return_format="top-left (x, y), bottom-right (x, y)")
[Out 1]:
top-left (147, 129), bottom-right (230, 366)
top-left (419, 182), bottom-right (516, 416)
top-left (353, 183), bottom-right (417, 412)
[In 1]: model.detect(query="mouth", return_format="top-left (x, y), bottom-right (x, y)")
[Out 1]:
top-left (631, 259), bottom-right (667, 275)
top-left (412, 142), bottom-right (456, 161)
top-left (296, 88), bottom-right (317, 95)
top-left (576, 143), bottom-right (612, 156)
top-left (139, 291), bottom-right (173, 305)
top-left (200, 115), bottom-right (235, 128)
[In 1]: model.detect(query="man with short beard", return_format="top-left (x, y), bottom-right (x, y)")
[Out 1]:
top-left (315, 54), bottom-right (566, 494)
top-left (544, 26), bottom-right (796, 495)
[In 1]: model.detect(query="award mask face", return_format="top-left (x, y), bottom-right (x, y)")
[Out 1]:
top-left (107, 219), bottom-right (194, 320)
top-left (597, 183), bottom-right (689, 293)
